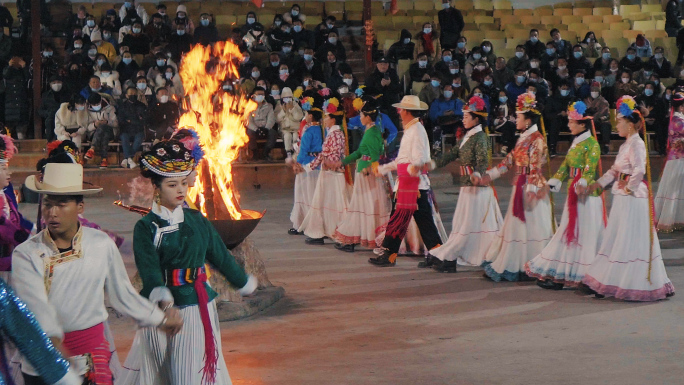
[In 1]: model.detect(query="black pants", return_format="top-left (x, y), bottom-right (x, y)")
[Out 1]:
top-left (350, 129), bottom-right (363, 153)
top-left (547, 116), bottom-right (568, 153)
top-left (247, 127), bottom-right (277, 157)
top-left (382, 189), bottom-right (442, 254)
top-left (90, 124), bottom-right (114, 158)
top-left (496, 121), bottom-right (517, 152)
top-left (23, 373), bottom-right (48, 385)
top-left (650, 122), bottom-right (668, 155)
top-left (597, 121), bottom-right (612, 149)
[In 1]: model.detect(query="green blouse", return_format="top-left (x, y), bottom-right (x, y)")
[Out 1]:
top-left (436, 129), bottom-right (489, 186)
top-left (342, 125), bottom-right (384, 172)
top-left (552, 134), bottom-right (601, 196)
top-left (133, 208), bottom-right (248, 306)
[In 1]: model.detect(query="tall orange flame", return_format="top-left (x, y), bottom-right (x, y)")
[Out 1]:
top-left (179, 41), bottom-right (257, 220)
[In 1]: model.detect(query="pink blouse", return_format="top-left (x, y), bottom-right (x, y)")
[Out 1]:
top-left (597, 133), bottom-right (648, 198)
top-left (306, 126), bottom-right (346, 172)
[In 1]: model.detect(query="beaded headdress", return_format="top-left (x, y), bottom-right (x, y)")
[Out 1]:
top-left (140, 140), bottom-right (194, 178)
top-left (462, 95), bottom-right (488, 117)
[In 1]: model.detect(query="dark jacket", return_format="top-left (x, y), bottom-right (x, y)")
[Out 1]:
top-left (365, 68), bottom-right (401, 109)
top-left (387, 30), bottom-right (415, 63)
top-left (3, 66), bottom-right (29, 123)
top-left (315, 41), bottom-right (347, 63)
top-left (666, 0), bottom-right (681, 30)
top-left (148, 101), bottom-right (179, 131)
top-left (194, 25), bottom-right (219, 46)
top-left (619, 56), bottom-right (643, 73)
top-left (437, 6), bottom-right (464, 48)
top-left (649, 56), bottom-right (673, 78)
top-left (115, 60), bottom-right (141, 84)
top-left (39, 88), bottom-right (69, 134)
top-left (117, 98), bottom-right (147, 135)
top-left (524, 40), bottom-right (546, 60)
top-left (167, 33), bottom-right (193, 62)
top-left (122, 33), bottom-right (151, 56)
top-left (292, 28), bottom-right (315, 50)
top-left (144, 22), bottom-right (172, 43)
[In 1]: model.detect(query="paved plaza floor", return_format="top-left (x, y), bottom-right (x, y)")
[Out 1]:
top-left (19, 183), bottom-right (684, 385)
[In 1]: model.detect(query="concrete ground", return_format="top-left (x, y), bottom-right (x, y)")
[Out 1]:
top-left (18, 180), bottom-right (684, 385)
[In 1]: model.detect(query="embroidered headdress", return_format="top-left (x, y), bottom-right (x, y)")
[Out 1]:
top-left (567, 101), bottom-right (591, 121)
top-left (516, 92), bottom-right (541, 115)
top-left (140, 140), bottom-right (194, 178)
top-left (462, 95), bottom-right (488, 117)
top-left (0, 135), bottom-right (17, 164)
top-left (171, 127), bottom-right (204, 165)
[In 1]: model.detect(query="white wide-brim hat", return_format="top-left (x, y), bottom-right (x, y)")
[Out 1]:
top-left (392, 95), bottom-right (429, 111)
top-left (25, 163), bottom-right (102, 195)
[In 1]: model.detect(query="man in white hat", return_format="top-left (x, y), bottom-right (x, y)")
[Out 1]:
top-left (369, 95), bottom-right (443, 267)
top-left (12, 163), bottom-right (183, 385)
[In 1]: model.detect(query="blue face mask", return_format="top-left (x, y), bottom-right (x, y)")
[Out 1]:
top-left (499, 96), bottom-right (508, 103)
top-left (644, 88), bottom-right (654, 96)
top-left (442, 55), bottom-right (452, 63)
top-left (627, 54), bottom-right (636, 61)
top-left (283, 47), bottom-right (291, 54)
top-left (484, 79), bottom-right (493, 86)
top-left (452, 83), bottom-right (461, 88)
top-left (201, 19), bottom-right (209, 27)
top-left (443, 90), bottom-right (453, 98)
top-left (293, 25), bottom-right (302, 32)
top-left (122, 57), bottom-right (132, 65)
top-left (595, 76), bottom-right (604, 83)
top-left (573, 51), bottom-right (582, 59)
top-left (575, 77), bottom-right (584, 85)
top-left (457, 42), bottom-right (465, 49)
top-left (560, 89), bottom-right (570, 97)
top-left (271, 61), bottom-right (280, 67)
top-left (431, 80), bottom-right (440, 87)
top-left (602, 52), bottom-right (611, 60)
top-left (546, 48), bottom-right (555, 56)
top-left (156, 59), bottom-right (165, 67)
top-left (516, 75), bottom-right (526, 83)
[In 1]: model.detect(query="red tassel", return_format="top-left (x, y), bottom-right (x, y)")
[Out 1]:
top-left (563, 173), bottom-right (581, 246)
top-left (512, 174), bottom-right (526, 222)
top-left (194, 272), bottom-right (218, 385)
top-left (385, 209), bottom-right (414, 238)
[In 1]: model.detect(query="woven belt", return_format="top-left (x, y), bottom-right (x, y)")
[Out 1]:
top-left (618, 172), bottom-right (630, 182)
top-left (460, 165), bottom-right (475, 175)
top-left (569, 167), bottom-right (582, 178)
top-left (165, 264), bottom-right (211, 286)
top-left (515, 166), bottom-right (529, 175)
top-left (361, 155), bottom-right (372, 161)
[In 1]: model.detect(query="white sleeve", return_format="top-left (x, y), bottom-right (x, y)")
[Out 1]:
top-left (53, 368), bottom-right (82, 385)
top-left (11, 245), bottom-right (64, 339)
top-left (547, 178), bottom-right (562, 193)
top-left (104, 241), bottom-right (165, 328)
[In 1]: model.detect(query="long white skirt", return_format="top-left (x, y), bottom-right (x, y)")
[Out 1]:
top-left (290, 170), bottom-right (319, 229)
top-left (654, 158), bottom-right (684, 232)
top-left (483, 183), bottom-right (554, 281)
top-left (525, 195), bottom-right (605, 287)
top-left (120, 300), bottom-right (232, 385)
top-left (333, 172), bottom-right (391, 248)
top-left (582, 194), bottom-right (675, 301)
top-left (298, 171), bottom-right (350, 239)
top-left (432, 186), bottom-right (504, 266)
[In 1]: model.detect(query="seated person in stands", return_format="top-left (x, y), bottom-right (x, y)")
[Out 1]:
top-left (83, 92), bottom-right (118, 168)
top-left (194, 13), bottom-right (218, 46)
top-left (387, 29), bottom-right (415, 64)
top-left (571, 69), bottom-right (590, 99)
top-left (316, 30), bottom-right (346, 63)
top-left (147, 87), bottom-right (179, 142)
top-left (314, 15), bottom-right (338, 49)
top-left (80, 75), bottom-right (113, 99)
top-left (241, 11), bottom-right (262, 37)
top-left (291, 19), bottom-right (314, 51)
top-left (55, 95), bottom-right (89, 149)
top-left (568, 44), bottom-right (592, 74)
top-left (524, 29), bottom-right (545, 60)
top-left (434, 48), bottom-right (454, 81)
top-left (619, 47), bottom-right (643, 73)
top-left (419, 72), bottom-right (442, 105)
top-left (275, 63), bottom-right (299, 91)
top-left (630, 34), bottom-right (653, 58)
top-left (409, 52), bottom-right (432, 91)
top-left (504, 69), bottom-right (528, 103)
top-left (246, 87), bottom-right (277, 161)
top-left (507, 45), bottom-right (530, 73)
top-left (300, 47), bottom-right (324, 82)
top-left (490, 90), bottom-right (516, 155)
top-left (429, 83), bottom-right (464, 151)
top-left (649, 46), bottom-right (672, 78)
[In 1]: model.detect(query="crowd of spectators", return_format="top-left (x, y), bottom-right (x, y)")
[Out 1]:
top-left (2, 0), bottom-right (683, 169)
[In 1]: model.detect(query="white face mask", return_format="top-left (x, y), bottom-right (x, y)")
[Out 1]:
top-left (338, 87), bottom-right (348, 94)
top-left (622, 77), bottom-right (630, 84)
top-left (558, 65), bottom-right (567, 71)
top-left (159, 95), bottom-right (169, 103)
top-left (530, 62), bottom-right (539, 69)
top-left (51, 83), bottom-right (63, 92)
top-left (591, 91), bottom-right (600, 99)
top-left (255, 95), bottom-right (265, 103)
top-left (76, 105), bottom-right (85, 111)
top-left (343, 78), bottom-right (353, 86)
top-left (283, 97), bottom-right (292, 103)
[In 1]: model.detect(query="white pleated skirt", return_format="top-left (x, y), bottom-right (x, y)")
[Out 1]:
top-left (120, 300), bottom-right (231, 385)
top-left (483, 182), bottom-right (554, 281)
top-left (333, 172), bottom-right (391, 248)
top-left (654, 158), bottom-right (684, 232)
top-left (298, 170), bottom-right (350, 239)
top-left (525, 195), bottom-right (605, 286)
top-left (290, 170), bottom-right (319, 229)
top-left (432, 186), bottom-right (504, 266)
top-left (582, 194), bottom-right (675, 301)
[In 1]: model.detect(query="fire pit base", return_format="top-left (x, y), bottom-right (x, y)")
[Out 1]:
top-left (216, 286), bottom-right (285, 322)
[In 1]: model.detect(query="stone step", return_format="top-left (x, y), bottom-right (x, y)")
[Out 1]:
top-left (15, 139), bottom-right (47, 153)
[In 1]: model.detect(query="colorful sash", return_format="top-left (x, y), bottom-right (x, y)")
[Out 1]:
top-left (512, 174), bottom-right (527, 222)
top-left (63, 323), bottom-right (112, 385)
top-left (385, 163), bottom-right (421, 238)
top-left (460, 165), bottom-right (474, 175)
top-left (564, 171), bottom-right (582, 246)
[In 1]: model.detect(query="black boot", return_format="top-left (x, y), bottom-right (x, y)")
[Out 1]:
top-left (536, 279), bottom-right (564, 290)
top-left (434, 260), bottom-right (457, 273)
top-left (305, 237), bottom-right (325, 245)
top-left (335, 243), bottom-right (356, 252)
top-left (368, 250), bottom-right (396, 267)
top-left (417, 254), bottom-right (439, 268)
top-left (288, 228), bottom-right (301, 235)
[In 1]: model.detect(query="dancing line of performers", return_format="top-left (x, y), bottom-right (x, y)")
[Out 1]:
top-left (290, 91), bottom-right (680, 303)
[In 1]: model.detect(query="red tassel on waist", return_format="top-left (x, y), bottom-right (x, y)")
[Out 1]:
top-left (386, 164), bottom-right (421, 238)
top-left (63, 323), bottom-right (112, 385)
top-left (564, 173), bottom-right (582, 246)
top-left (195, 272), bottom-right (218, 385)
top-left (512, 174), bottom-right (527, 222)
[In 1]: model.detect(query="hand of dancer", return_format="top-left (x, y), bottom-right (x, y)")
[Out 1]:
top-left (585, 182), bottom-right (601, 196)
top-left (617, 180), bottom-right (628, 190)
top-left (159, 307), bottom-right (183, 336)
top-left (576, 183), bottom-right (588, 196)
top-left (525, 191), bottom-right (537, 203)
top-left (536, 184), bottom-right (550, 199)
top-left (470, 174), bottom-right (481, 185)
